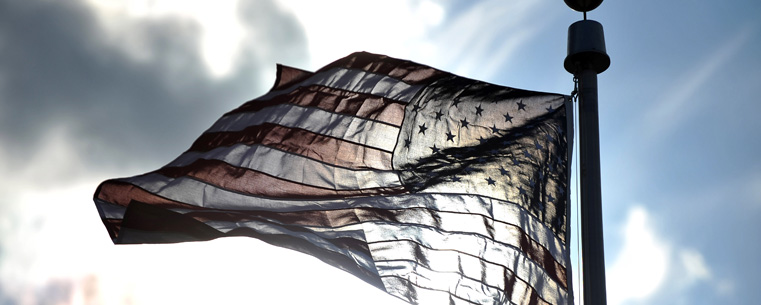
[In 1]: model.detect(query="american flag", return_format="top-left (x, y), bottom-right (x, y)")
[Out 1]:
top-left (93, 52), bottom-right (573, 305)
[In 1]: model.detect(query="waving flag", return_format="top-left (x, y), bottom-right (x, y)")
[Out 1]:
top-left (93, 52), bottom-right (574, 305)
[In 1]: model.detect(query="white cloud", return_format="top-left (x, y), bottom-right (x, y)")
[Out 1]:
top-left (0, 125), bottom-right (114, 288)
top-left (607, 206), bottom-right (670, 305)
top-left (714, 278), bottom-right (736, 296)
top-left (605, 206), bottom-right (735, 305)
top-left (83, 0), bottom-right (246, 78)
top-left (274, 0), bottom-right (445, 69)
top-left (678, 249), bottom-right (711, 285)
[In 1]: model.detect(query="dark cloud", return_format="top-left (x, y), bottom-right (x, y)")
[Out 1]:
top-left (0, 0), bottom-right (308, 173)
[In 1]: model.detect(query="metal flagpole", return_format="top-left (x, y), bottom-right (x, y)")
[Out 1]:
top-left (563, 1), bottom-right (610, 304)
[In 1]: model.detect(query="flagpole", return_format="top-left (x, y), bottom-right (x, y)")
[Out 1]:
top-left (563, 1), bottom-right (610, 304)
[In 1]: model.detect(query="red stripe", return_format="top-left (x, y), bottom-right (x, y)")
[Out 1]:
top-left (502, 268), bottom-right (552, 305)
top-left (321, 51), bottom-right (448, 84)
top-left (187, 123), bottom-right (393, 170)
top-left (95, 181), bottom-right (200, 239)
top-left (156, 159), bottom-right (407, 198)
top-left (227, 85), bottom-right (406, 126)
top-left (102, 218), bottom-right (122, 240)
top-left (272, 64), bottom-right (313, 91)
top-left (519, 230), bottom-right (567, 289)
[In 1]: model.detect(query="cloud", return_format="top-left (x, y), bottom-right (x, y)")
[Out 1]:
top-left (605, 206), bottom-right (735, 305)
top-left (82, 0), bottom-right (248, 78)
top-left (678, 249), bottom-right (710, 285)
top-left (272, 0), bottom-right (555, 83)
top-left (0, 0), bottom-right (307, 302)
top-left (0, 0), bottom-right (307, 174)
top-left (274, 0), bottom-right (446, 70)
top-left (607, 206), bottom-right (670, 305)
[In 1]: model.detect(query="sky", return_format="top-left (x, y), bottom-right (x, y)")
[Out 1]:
top-left (1, 0), bottom-right (760, 304)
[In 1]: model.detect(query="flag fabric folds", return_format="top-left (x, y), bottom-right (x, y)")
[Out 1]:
top-left (93, 52), bottom-right (574, 305)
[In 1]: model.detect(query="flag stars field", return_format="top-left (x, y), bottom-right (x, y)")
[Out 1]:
top-left (445, 131), bottom-right (456, 142)
top-left (517, 100), bottom-right (527, 111)
top-left (475, 104), bottom-right (484, 116)
top-left (460, 118), bottom-right (470, 128)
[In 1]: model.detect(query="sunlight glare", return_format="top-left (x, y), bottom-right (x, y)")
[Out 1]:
top-left (607, 206), bottom-right (669, 305)
top-left (275, 0), bottom-right (444, 69)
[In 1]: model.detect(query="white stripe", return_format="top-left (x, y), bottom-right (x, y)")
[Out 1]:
top-left (115, 177), bottom-right (566, 266)
top-left (259, 67), bottom-right (424, 103)
top-left (377, 260), bottom-right (509, 304)
top-left (176, 205), bottom-right (566, 269)
top-left (349, 194), bottom-right (567, 267)
top-left (382, 276), bottom-right (488, 305)
top-left (165, 144), bottom-right (401, 190)
top-left (303, 206), bottom-right (566, 268)
top-left (198, 218), bottom-right (379, 277)
top-left (94, 199), bottom-right (126, 219)
top-left (207, 104), bottom-right (400, 152)
top-left (382, 270), bottom-right (544, 305)
top-left (366, 223), bottom-right (568, 305)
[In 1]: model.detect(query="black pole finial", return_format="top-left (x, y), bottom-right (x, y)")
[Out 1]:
top-left (564, 0), bottom-right (603, 12)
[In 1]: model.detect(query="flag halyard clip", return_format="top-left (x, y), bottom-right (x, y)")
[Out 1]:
top-left (571, 76), bottom-right (579, 103)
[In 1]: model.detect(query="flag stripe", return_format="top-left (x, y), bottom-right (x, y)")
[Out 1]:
top-left (179, 211), bottom-right (567, 295)
top-left (225, 225), bottom-right (385, 289)
top-left (371, 240), bottom-right (565, 304)
top-left (190, 217), bottom-right (564, 302)
top-left (102, 201), bottom-right (384, 288)
top-left (180, 205), bottom-right (567, 273)
top-left (227, 85), bottom-right (406, 126)
top-left (101, 218), bottom-right (123, 240)
top-left (97, 178), bottom-right (566, 289)
top-left (271, 64), bottom-right (314, 91)
top-left (157, 158), bottom-right (406, 198)
top-left (211, 218), bottom-right (376, 269)
top-left (185, 123), bottom-right (394, 171)
top-left (254, 67), bottom-right (425, 104)
top-left (105, 213), bottom-right (385, 289)
top-left (382, 275), bottom-right (553, 305)
top-left (206, 104), bottom-right (400, 152)
top-left (363, 223), bottom-right (567, 291)
top-left (383, 275), bottom-right (485, 305)
top-left (377, 261), bottom-right (556, 305)
top-left (376, 254), bottom-right (553, 305)
top-left (94, 198), bottom-right (127, 219)
top-left (161, 145), bottom-right (402, 190)
top-left (98, 179), bottom-right (566, 264)
top-left (320, 52), bottom-right (447, 84)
